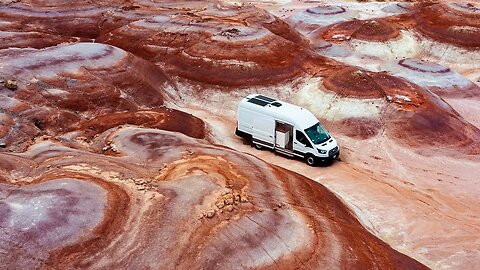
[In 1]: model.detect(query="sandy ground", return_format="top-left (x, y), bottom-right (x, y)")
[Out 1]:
top-left (1, 0), bottom-right (479, 269)
top-left (181, 104), bottom-right (480, 269)
top-left (445, 98), bottom-right (480, 129)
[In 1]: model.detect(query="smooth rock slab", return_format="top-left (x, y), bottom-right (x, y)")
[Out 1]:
top-left (0, 178), bottom-right (106, 268)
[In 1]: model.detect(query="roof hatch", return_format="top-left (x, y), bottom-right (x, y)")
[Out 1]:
top-left (247, 97), bottom-right (269, 106)
top-left (247, 94), bottom-right (277, 107)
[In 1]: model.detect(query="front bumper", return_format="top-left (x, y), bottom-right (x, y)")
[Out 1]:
top-left (328, 145), bottom-right (340, 158)
top-left (329, 149), bottom-right (340, 160)
top-left (320, 146), bottom-right (339, 161)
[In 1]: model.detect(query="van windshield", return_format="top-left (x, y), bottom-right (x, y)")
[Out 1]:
top-left (305, 122), bottom-right (330, 144)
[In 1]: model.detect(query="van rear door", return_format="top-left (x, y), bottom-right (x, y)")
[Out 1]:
top-left (252, 116), bottom-right (275, 147)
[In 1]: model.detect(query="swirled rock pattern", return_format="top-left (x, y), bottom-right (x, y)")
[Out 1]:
top-left (1, 0), bottom-right (479, 269)
top-left (0, 127), bottom-right (427, 269)
top-left (96, 2), bottom-right (316, 87)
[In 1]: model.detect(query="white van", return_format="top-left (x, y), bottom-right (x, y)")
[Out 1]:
top-left (235, 94), bottom-right (339, 166)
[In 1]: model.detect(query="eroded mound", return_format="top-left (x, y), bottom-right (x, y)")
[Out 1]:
top-left (0, 128), bottom-right (428, 269)
top-left (322, 19), bottom-right (399, 42)
top-left (320, 66), bottom-right (480, 154)
top-left (387, 103), bottom-right (480, 155)
top-left (386, 58), bottom-right (480, 98)
top-left (1, 0), bottom-right (479, 269)
top-left (322, 67), bottom-right (424, 103)
top-left (96, 2), bottom-right (314, 87)
top-left (413, 2), bottom-right (480, 49)
top-left (0, 1), bottom-right (136, 41)
top-left (288, 4), bottom-right (353, 34)
top-left (0, 42), bottom-right (174, 151)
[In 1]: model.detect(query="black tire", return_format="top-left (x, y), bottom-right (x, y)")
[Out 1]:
top-left (254, 143), bottom-right (263, 150)
top-left (305, 154), bottom-right (317, 166)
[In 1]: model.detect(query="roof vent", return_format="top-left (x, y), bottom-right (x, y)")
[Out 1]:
top-left (270, 102), bottom-right (282, 107)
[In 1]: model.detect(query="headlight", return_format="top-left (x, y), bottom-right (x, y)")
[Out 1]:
top-left (318, 149), bottom-right (327, 154)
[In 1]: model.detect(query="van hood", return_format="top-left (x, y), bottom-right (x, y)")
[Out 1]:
top-left (315, 137), bottom-right (337, 151)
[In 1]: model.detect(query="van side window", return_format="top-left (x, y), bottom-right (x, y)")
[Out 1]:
top-left (296, 131), bottom-right (312, 148)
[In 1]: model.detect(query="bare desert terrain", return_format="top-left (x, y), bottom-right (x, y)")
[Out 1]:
top-left (1, 1), bottom-right (479, 269)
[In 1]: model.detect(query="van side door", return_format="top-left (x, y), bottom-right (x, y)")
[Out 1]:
top-left (252, 116), bottom-right (275, 148)
top-left (293, 129), bottom-right (313, 157)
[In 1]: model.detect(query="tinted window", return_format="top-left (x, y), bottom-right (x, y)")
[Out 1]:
top-left (296, 131), bottom-right (312, 148)
top-left (305, 122), bottom-right (331, 144)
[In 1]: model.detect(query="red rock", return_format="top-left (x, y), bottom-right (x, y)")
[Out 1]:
top-left (0, 128), bottom-right (427, 269)
top-left (0, 1), bottom-right (478, 269)
top-left (321, 18), bottom-right (400, 42)
top-left (413, 2), bottom-right (480, 49)
top-left (4, 79), bottom-right (17, 90)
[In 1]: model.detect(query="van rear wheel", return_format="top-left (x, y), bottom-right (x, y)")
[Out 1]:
top-left (254, 143), bottom-right (263, 150)
top-left (305, 155), bottom-right (317, 166)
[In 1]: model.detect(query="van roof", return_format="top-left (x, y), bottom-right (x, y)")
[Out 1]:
top-left (240, 94), bottom-right (319, 129)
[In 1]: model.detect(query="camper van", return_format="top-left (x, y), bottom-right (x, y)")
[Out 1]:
top-left (235, 94), bottom-right (339, 166)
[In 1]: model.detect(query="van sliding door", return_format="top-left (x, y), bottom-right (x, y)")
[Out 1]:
top-left (252, 116), bottom-right (275, 147)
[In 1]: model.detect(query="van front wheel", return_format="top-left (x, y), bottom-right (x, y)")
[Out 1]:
top-left (305, 155), bottom-right (317, 166)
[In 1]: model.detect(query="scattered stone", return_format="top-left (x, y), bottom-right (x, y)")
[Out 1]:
top-left (240, 194), bottom-right (249, 203)
top-left (102, 141), bottom-right (119, 152)
top-left (224, 205), bottom-right (234, 212)
top-left (219, 28), bottom-right (240, 38)
top-left (225, 196), bottom-right (234, 205)
top-left (332, 34), bottom-right (347, 40)
top-left (5, 79), bottom-right (17, 90)
top-left (215, 201), bottom-right (225, 209)
top-left (121, 5), bottom-right (141, 11)
top-left (206, 210), bottom-right (216, 218)
top-left (213, 189), bottom-right (250, 215)
top-left (353, 70), bottom-right (363, 77)
top-left (159, 163), bottom-right (167, 172)
top-left (110, 144), bottom-right (118, 152)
